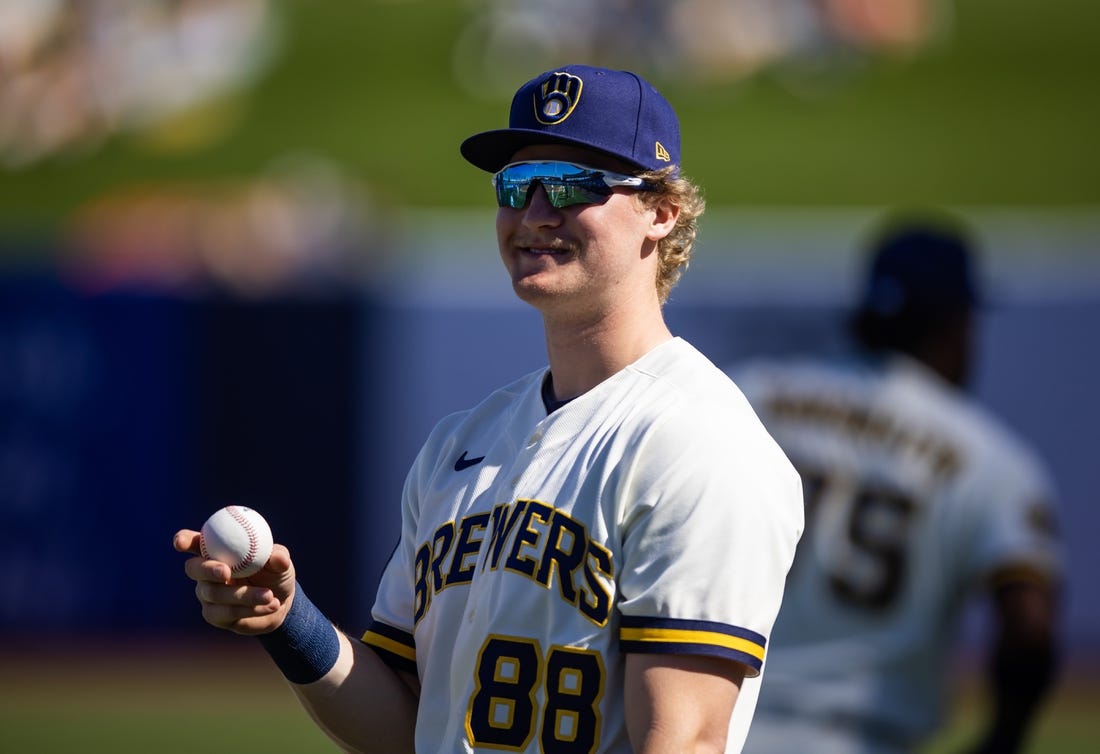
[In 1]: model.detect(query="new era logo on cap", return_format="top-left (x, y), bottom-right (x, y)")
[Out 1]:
top-left (461, 64), bottom-right (681, 175)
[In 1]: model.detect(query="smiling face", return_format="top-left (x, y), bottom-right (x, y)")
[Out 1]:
top-left (495, 144), bottom-right (677, 324)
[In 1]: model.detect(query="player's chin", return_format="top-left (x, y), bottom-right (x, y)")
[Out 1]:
top-left (511, 284), bottom-right (561, 312)
top-left (510, 267), bottom-right (568, 300)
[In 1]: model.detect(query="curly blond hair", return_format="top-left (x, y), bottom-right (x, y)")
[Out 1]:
top-left (635, 167), bottom-right (706, 304)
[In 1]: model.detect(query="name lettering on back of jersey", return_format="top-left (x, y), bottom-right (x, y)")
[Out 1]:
top-left (767, 394), bottom-right (964, 483)
top-left (412, 499), bottom-right (613, 627)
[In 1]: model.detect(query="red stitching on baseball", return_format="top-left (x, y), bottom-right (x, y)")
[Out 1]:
top-left (226, 505), bottom-right (259, 573)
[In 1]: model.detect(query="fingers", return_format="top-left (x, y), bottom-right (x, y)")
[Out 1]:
top-left (265, 543), bottom-right (292, 573)
top-left (177, 528), bottom-right (236, 585)
top-left (183, 552), bottom-right (234, 585)
top-left (194, 580), bottom-right (284, 636)
top-left (173, 529), bottom-right (201, 554)
top-left (177, 526), bottom-right (297, 636)
top-left (195, 580), bottom-right (276, 609)
top-left (176, 533), bottom-right (291, 586)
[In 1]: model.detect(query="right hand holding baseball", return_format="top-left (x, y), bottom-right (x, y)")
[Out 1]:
top-left (174, 528), bottom-right (297, 636)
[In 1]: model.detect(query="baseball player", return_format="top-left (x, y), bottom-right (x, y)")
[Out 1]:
top-left (732, 213), bottom-right (1063, 754)
top-left (174, 64), bottom-right (803, 753)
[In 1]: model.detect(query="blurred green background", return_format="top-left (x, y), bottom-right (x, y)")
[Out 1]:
top-left (1, 0), bottom-right (1096, 241)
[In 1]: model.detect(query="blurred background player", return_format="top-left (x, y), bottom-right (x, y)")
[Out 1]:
top-left (731, 211), bottom-right (1063, 754)
top-left (175, 64), bottom-right (803, 753)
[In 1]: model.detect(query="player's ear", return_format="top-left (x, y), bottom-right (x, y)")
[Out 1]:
top-left (645, 196), bottom-right (680, 242)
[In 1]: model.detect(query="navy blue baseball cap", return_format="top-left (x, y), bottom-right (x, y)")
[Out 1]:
top-left (855, 217), bottom-right (982, 319)
top-left (460, 64), bottom-right (681, 175)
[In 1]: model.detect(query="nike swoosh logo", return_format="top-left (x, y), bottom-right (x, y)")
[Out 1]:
top-left (454, 451), bottom-right (486, 471)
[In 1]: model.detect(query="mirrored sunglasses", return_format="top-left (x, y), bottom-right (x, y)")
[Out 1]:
top-left (492, 161), bottom-right (655, 209)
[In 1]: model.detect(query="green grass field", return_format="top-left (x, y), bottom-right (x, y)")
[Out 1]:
top-left (1, 639), bottom-right (1096, 753)
top-left (0, 639), bottom-right (338, 754)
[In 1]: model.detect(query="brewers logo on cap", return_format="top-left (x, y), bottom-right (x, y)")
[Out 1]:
top-left (460, 64), bottom-right (681, 174)
top-left (535, 72), bottom-right (582, 125)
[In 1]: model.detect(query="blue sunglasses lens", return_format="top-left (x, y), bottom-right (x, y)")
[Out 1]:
top-left (493, 162), bottom-right (647, 209)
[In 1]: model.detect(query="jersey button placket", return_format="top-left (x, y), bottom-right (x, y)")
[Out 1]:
top-left (512, 427), bottom-right (547, 484)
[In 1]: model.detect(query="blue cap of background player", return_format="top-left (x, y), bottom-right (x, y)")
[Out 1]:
top-left (460, 64), bottom-right (681, 175)
top-left (855, 216), bottom-right (982, 320)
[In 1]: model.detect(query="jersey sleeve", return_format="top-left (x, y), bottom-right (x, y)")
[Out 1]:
top-left (951, 427), bottom-right (1063, 590)
top-left (614, 392), bottom-right (804, 676)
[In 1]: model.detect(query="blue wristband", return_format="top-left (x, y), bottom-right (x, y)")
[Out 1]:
top-left (257, 583), bottom-right (341, 684)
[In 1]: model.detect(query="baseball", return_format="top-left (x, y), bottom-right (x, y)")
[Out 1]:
top-left (199, 505), bottom-right (274, 579)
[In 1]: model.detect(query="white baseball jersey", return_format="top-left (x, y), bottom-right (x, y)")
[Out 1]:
top-left (731, 352), bottom-right (1063, 754)
top-left (363, 337), bottom-right (803, 753)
